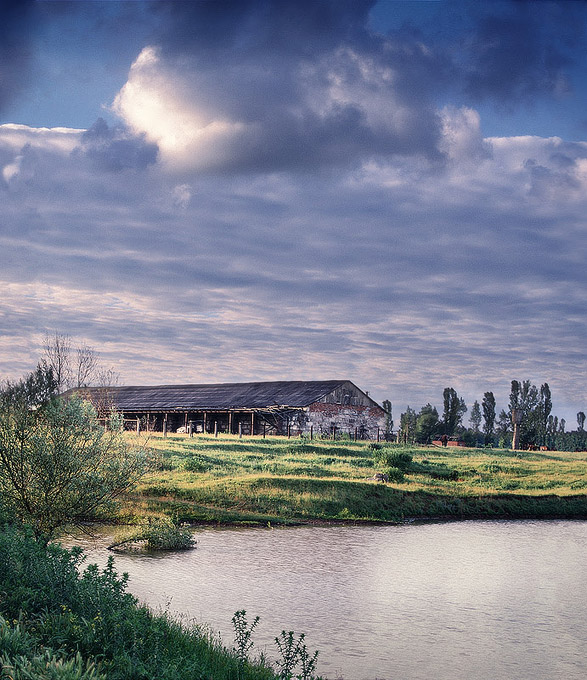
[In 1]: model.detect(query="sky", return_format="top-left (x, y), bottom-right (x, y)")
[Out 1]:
top-left (1, 0), bottom-right (586, 426)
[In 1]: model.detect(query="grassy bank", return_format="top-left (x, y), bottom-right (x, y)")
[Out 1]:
top-left (117, 434), bottom-right (587, 525)
top-left (0, 526), bottom-right (281, 680)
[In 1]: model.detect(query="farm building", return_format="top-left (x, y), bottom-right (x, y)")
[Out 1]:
top-left (70, 380), bottom-right (387, 439)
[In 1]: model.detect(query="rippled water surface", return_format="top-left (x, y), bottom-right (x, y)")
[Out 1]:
top-left (71, 521), bottom-right (587, 680)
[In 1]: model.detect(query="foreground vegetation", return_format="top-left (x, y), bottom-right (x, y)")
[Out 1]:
top-left (0, 525), bottom-right (300, 680)
top-left (118, 433), bottom-right (587, 525)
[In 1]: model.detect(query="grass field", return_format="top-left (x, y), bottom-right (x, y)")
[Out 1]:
top-left (117, 433), bottom-right (587, 525)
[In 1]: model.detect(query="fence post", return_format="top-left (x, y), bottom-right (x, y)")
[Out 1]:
top-left (263, 422), bottom-right (266, 439)
top-left (238, 422), bottom-right (242, 439)
top-left (310, 425), bottom-right (313, 440)
top-left (136, 417), bottom-right (140, 435)
top-left (163, 420), bottom-right (167, 438)
top-left (214, 421), bottom-right (218, 438)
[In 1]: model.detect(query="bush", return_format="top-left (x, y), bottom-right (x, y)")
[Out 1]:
top-left (111, 517), bottom-right (196, 552)
top-left (375, 451), bottom-right (413, 469)
top-left (383, 467), bottom-right (405, 483)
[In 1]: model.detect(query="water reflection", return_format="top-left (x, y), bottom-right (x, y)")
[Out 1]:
top-left (69, 521), bottom-right (587, 680)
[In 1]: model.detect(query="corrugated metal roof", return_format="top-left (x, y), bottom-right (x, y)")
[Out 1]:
top-left (68, 380), bottom-right (366, 411)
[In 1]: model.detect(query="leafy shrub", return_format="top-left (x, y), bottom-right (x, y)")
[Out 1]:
top-left (383, 467), bottom-right (405, 483)
top-left (112, 517), bottom-right (195, 551)
top-left (375, 450), bottom-right (413, 469)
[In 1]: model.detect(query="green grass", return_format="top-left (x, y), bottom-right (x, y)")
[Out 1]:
top-left (116, 433), bottom-right (587, 525)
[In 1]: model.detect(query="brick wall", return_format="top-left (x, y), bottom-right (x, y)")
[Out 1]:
top-left (288, 402), bottom-right (386, 439)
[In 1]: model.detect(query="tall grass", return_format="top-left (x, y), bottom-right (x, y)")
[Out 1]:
top-left (115, 434), bottom-right (587, 524)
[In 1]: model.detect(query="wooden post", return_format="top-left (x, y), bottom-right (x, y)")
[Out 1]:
top-left (214, 421), bottom-right (218, 438)
top-left (251, 412), bottom-right (254, 436)
top-left (203, 411), bottom-right (207, 434)
top-left (238, 422), bottom-right (242, 439)
top-left (354, 427), bottom-right (358, 441)
top-left (287, 422), bottom-right (291, 439)
top-left (377, 427), bottom-right (380, 442)
top-left (333, 426), bottom-right (337, 441)
top-left (229, 412), bottom-right (233, 435)
top-left (310, 425), bottom-right (313, 440)
top-left (263, 422), bottom-right (266, 438)
top-left (163, 420), bottom-right (167, 438)
top-left (136, 417), bottom-right (140, 435)
top-left (184, 413), bottom-right (188, 430)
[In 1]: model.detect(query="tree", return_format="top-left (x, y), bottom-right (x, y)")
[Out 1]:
top-left (43, 332), bottom-right (72, 391)
top-left (496, 409), bottom-right (511, 448)
top-left (399, 406), bottom-right (417, 445)
top-left (442, 387), bottom-right (467, 436)
top-left (546, 415), bottom-right (558, 450)
top-left (538, 383), bottom-right (552, 447)
top-left (577, 412), bottom-right (585, 432)
top-left (469, 400), bottom-right (482, 433)
top-left (0, 366), bottom-right (149, 541)
top-left (43, 332), bottom-right (119, 392)
top-left (482, 392), bottom-right (496, 443)
top-left (415, 404), bottom-right (440, 444)
top-left (382, 400), bottom-right (393, 440)
top-left (508, 379), bottom-right (540, 449)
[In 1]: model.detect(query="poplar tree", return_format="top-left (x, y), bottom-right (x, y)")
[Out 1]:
top-left (469, 400), bottom-right (482, 433)
top-left (442, 387), bottom-right (467, 436)
top-left (482, 391), bottom-right (496, 443)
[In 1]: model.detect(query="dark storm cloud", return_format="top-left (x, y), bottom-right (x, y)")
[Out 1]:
top-left (112, 0), bottom-right (447, 170)
top-left (78, 118), bottom-right (158, 172)
top-left (0, 0), bottom-right (35, 113)
top-left (151, 0), bottom-right (375, 59)
top-left (463, 1), bottom-right (585, 102)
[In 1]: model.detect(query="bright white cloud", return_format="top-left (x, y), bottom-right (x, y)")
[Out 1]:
top-left (0, 123), bottom-right (83, 152)
top-left (112, 46), bottom-right (248, 171)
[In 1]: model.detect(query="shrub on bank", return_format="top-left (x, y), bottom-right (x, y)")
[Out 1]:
top-left (0, 526), bottom-right (277, 680)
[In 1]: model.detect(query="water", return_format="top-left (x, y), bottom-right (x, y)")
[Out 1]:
top-left (70, 521), bottom-right (587, 680)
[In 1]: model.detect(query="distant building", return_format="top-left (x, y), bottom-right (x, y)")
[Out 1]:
top-left (69, 379), bottom-right (386, 439)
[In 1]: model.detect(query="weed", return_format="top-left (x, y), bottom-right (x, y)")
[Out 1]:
top-left (274, 631), bottom-right (319, 680)
top-left (231, 610), bottom-right (259, 664)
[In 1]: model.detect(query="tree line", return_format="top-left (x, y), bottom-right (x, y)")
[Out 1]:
top-left (390, 381), bottom-right (586, 451)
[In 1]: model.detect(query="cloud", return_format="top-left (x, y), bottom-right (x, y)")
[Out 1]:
top-left (78, 118), bottom-right (158, 172)
top-left (0, 114), bottom-right (585, 420)
top-left (462, 1), bottom-right (585, 103)
top-left (0, 1), bottom-right (35, 113)
top-left (112, 0), bottom-right (446, 173)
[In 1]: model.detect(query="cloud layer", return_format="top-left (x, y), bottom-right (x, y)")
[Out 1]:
top-left (1, 0), bottom-right (586, 422)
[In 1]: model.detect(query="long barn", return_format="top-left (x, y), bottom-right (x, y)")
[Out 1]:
top-left (72, 380), bottom-right (386, 439)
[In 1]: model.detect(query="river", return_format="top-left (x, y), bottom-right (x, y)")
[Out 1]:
top-left (69, 520), bottom-right (587, 680)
